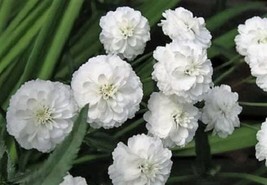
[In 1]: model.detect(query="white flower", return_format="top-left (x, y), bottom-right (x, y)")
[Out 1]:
top-left (108, 134), bottom-right (172, 185)
top-left (6, 79), bottom-right (78, 153)
top-left (71, 55), bottom-right (143, 129)
top-left (60, 174), bottom-right (87, 185)
top-left (159, 7), bottom-right (211, 49)
top-left (255, 118), bottom-right (267, 166)
top-left (246, 45), bottom-right (267, 91)
top-left (144, 92), bottom-right (199, 148)
top-left (201, 85), bottom-right (242, 138)
top-left (235, 16), bottom-right (267, 59)
top-left (99, 7), bottom-right (150, 60)
top-left (152, 41), bottom-right (213, 103)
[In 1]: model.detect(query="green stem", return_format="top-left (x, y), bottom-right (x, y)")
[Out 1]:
top-left (73, 154), bottom-right (110, 165)
top-left (114, 118), bottom-right (145, 139)
top-left (214, 55), bottom-right (241, 72)
top-left (195, 121), bottom-right (212, 176)
top-left (38, 0), bottom-right (84, 79)
top-left (239, 101), bottom-right (267, 107)
top-left (167, 175), bottom-right (197, 184)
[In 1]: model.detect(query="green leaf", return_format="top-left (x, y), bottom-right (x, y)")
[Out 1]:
top-left (218, 173), bottom-right (267, 185)
top-left (206, 2), bottom-right (263, 31)
top-left (38, 0), bottom-right (84, 79)
top-left (208, 29), bottom-right (237, 59)
top-left (18, 105), bottom-right (89, 185)
top-left (138, 0), bottom-right (181, 26)
top-left (0, 0), bottom-right (15, 33)
top-left (174, 124), bottom-right (259, 156)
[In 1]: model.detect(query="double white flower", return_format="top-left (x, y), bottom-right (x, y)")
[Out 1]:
top-left (201, 85), bottom-right (242, 138)
top-left (256, 118), bottom-right (267, 166)
top-left (160, 7), bottom-right (212, 49)
top-left (152, 41), bottom-right (213, 103)
top-left (108, 134), bottom-right (172, 185)
top-left (144, 92), bottom-right (199, 147)
top-left (235, 16), bottom-right (267, 91)
top-left (100, 7), bottom-right (150, 60)
top-left (6, 80), bottom-right (78, 153)
top-left (60, 174), bottom-right (87, 185)
top-left (71, 55), bottom-right (143, 129)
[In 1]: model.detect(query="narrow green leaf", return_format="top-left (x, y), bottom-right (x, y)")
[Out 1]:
top-left (0, 10), bottom-right (48, 75)
top-left (206, 2), bottom-right (263, 31)
top-left (0, 0), bottom-right (50, 60)
top-left (0, 0), bottom-right (14, 33)
top-left (218, 172), bottom-right (267, 185)
top-left (22, 105), bottom-right (89, 185)
top-left (16, 0), bottom-right (67, 87)
top-left (174, 124), bottom-right (259, 156)
top-left (208, 29), bottom-right (237, 58)
top-left (139, 0), bottom-right (181, 26)
top-left (38, 0), bottom-right (84, 79)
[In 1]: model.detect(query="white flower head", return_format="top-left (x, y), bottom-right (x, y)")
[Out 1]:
top-left (256, 118), bottom-right (267, 166)
top-left (99, 6), bottom-right (150, 60)
top-left (108, 134), bottom-right (173, 185)
top-left (201, 85), bottom-right (242, 138)
top-left (235, 16), bottom-right (267, 58)
top-left (144, 92), bottom-right (199, 148)
top-left (159, 7), bottom-right (212, 49)
top-left (6, 79), bottom-right (78, 153)
top-left (60, 174), bottom-right (87, 185)
top-left (152, 41), bottom-right (213, 103)
top-left (246, 45), bottom-right (267, 91)
top-left (71, 55), bottom-right (143, 129)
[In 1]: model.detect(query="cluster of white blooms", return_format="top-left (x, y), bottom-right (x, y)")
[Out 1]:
top-left (99, 7), bottom-right (150, 60)
top-left (152, 41), bottom-right (213, 103)
top-left (6, 80), bottom-right (78, 153)
top-left (255, 118), bottom-right (267, 166)
top-left (108, 134), bottom-right (172, 185)
top-left (160, 7), bottom-right (212, 49)
top-left (201, 85), bottom-right (242, 138)
top-left (60, 174), bottom-right (87, 185)
top-left (71, 55), bottom-right (143, 129)
top-left (235, 17), bottom-right (267, 91)
top-left (144, 92), bottom-right (199, 147)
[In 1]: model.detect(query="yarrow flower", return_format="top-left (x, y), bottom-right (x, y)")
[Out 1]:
top-left (159, 7), bottom-right (211, 49)
top-left (255, 118), bottom-right (267, 166)
top-left (108, 134), bottom-right (172, 185)
top-left (99, 6), bottom-right (150, 60)
top-left (59, 174), bottom-right (87, 185)
top-left (235, 16), bottom-right (267, 60)
top-left (71, 55), bottom-right (143, 129)
top-left (201, 85), bottom-right (242, 138)
top-left (152, 41), bottom-right (213, 103)
top-left (246, 45), bottom-right (267, 91)
top-left (6, 80), bottom-right (78, 153)
top-left (144, 92), bottom-right (199, 148)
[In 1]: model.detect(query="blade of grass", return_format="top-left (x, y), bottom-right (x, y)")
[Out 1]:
top-left (0, 0), bottom-right (14, 33)
top-left (38, 0), bottom-right (84, 79)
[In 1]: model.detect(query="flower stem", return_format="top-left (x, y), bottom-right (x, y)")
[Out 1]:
top-left (239, 101), bottom-right (267, 107)
top-left (195, 121), bottom-right (212, 176)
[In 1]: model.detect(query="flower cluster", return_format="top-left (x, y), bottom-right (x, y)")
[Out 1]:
top-left (235, 17), bottom-right (267, 91)
top-left (7, 80), bottom-right (78, 153)
top-left (201, 85), bottom-right (242, 138)
top-left (160, 7), bottom-right (212, 49)
top-left (59, 174), bottom-right (87, 185)
top-left (71, 55), bottom-right (143, 129)
top-left (108, 134), bottom-right (172, 185)
top-left (144, 92), bottom-right (199, 147)
top-left (100, 7), bottom-right (150, 60)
